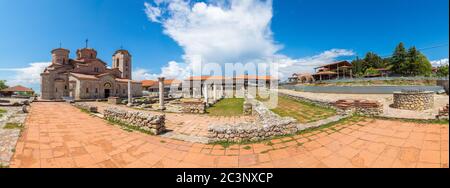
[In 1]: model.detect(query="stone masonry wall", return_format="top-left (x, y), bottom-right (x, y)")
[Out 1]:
top-left (103, 107), bottom-right (166, 135)
top-left (392, 91), bottom-right (434, 111)
top-left (180, 101), bottom-right (206, 114)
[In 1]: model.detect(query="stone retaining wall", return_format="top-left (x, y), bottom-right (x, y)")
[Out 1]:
top-left (392, 91), bottom-right (434, 111)
top-left (103, 107), bottom-right (166, 135)
top-left (73, 102), bottom-right (98, 113)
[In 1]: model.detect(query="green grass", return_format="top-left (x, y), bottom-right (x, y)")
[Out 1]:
top-left (267, 96), bottom-right (337, 123)
top-left (0, 108), bottom-right (6, 118)
top-left (3, 123), bottom-right (22, 130)
top-left (206, 98), bottom-right (244, 117)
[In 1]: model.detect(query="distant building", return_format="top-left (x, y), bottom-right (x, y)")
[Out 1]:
top-left (182, 75), bottom-right (278, 99)
top-left (313, 61), bottom-right (353, 81)
top-left (40, 46), bottom-right (142, 100)
top-left (0, 85), bottom-right (34, 97)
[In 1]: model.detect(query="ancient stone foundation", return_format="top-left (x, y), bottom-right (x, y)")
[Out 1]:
top-left (392, 91), bottom-right (434, 111)
top-left (73, 102), bottom-right (98, 113)
top-left (437, 104), bottom-right (449, 120)
top-left (103, 107), bottom-right (166, 135)
top-left (180, 101), bottom-right (206, 114)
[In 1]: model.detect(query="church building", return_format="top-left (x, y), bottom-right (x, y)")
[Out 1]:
top-left (40, 45), bottom-right (142, 100)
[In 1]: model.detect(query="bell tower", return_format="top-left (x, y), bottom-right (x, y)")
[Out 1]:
top-left (112, 49), bottom-right (132, 79)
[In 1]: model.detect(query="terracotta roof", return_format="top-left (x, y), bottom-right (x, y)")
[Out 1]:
top-left (70, 73), bottom-right (99, 80)
top-left (313, 71), bottom-right (338, 75)
top-left (315, 61), bottom-right (351, 69)
top-left (142, 80), bottom-right (181, 87)
top-left (1, 85), bottom-right (34, 92)
top-left (186, 75), bottom-right (278, 81)
top-left (235, 75), bottom-right (278, 80)
top-left (142, 80), bottom-right (157, 87)
top-left (115, 78), bottom-right (141, 84)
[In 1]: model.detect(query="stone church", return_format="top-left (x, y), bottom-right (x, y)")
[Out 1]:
top-left (41, 46), bottom-right (142, 100)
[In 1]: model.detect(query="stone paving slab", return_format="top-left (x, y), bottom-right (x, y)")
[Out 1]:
top-left (0, 106), bottom-right (27, 166)
top-left (10, 102), bottom-right (449, 168)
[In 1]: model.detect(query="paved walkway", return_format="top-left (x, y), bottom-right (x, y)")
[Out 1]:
top-left (10, 102), bottom-right (448, 168)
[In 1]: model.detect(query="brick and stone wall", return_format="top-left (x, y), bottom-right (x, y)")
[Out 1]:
top-left (392, 91), bottom-right (434, 111)
top-left (103, 107), bottom-right (166, 135)
top-left (73, 102), bottom-right (98, 113)
top-left (334, 99), bottom-right (383, 116)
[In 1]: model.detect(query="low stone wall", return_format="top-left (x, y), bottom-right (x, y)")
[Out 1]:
top-left (334, 99), bottom-right (383, 116)
top-left (392, 91), bottom-right (434, 111)
top-left (73, 102), bottom-right (98, 113)
top-left (180, 101), bottom-right (206, 114)
top-left (208, 101), bottom-right (297, 143)
top-left (103, 107), bottom-right (166, 135)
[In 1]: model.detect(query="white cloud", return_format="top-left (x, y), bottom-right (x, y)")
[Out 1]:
top-left (133, 61), bottom-right (190, 81)
top-left (0, 62), bottom-right (50, 87)
top-left (143, 0), bottom-right (354, 80)
top-left (145, 0), bottom-right (279, 63)
top-left (430, 58), bottom-right (449, 67)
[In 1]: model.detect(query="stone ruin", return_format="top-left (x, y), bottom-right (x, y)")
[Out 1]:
top-left (334, 99), bottom-right (383, 116)
top-left (103, 107), bottom-right (166, 135)
top-left (392, 90), bottom-right (434, 111)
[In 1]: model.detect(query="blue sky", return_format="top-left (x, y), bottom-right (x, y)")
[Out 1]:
top-left (0, 0), bottom-right (448, 92)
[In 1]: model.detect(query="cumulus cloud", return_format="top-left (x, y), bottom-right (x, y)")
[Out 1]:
top-left (430, 58), bottom-right (449, 67)
top-left (0, 62), bottom-right (50, 87)
top-left (133, 61), bottom-right (190, 80)
top-left (144, 0), bottom-right (279, 63)
top-left (143, 0), bottom-right (354, 80)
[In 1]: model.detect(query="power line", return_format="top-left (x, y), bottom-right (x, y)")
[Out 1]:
top-left (380, 43), bottom-right (449, 58)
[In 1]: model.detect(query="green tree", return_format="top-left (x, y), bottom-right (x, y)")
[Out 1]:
top-left (363, 52), bottom-right (384, 70)
top-left (351, 57), bottom-right (365, 77)
top-left (0, 80), bottom-right (8, 90)
top-left (406, 47), bottom-right (432, 76)
top-left (436, 64), bottom-right (449, 78)
top-left (390, 42), bottom-right (408, 75)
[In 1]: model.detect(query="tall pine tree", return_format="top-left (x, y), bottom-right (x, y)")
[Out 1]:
top-left (390, 42), bottom-right (408, 75)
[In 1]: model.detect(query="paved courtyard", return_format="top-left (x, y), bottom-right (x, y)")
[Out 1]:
top-left (10, 102), bottom-right (449, 168)
top-left (91, 102), bottom-right (255, 143)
